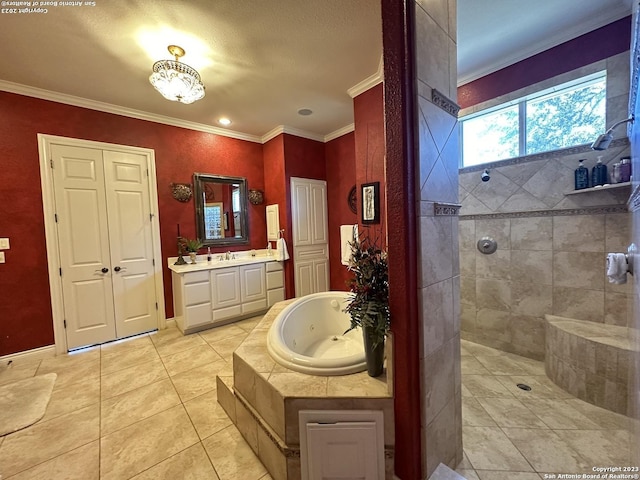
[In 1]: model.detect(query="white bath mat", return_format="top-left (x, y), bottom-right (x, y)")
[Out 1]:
top-left (0, 373), bottom-right (56, 436)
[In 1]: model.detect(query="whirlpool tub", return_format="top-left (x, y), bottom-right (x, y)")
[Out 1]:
top-left (267, 291), bottom-right (366, 375)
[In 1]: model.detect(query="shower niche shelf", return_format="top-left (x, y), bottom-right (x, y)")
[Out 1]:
top-left (564, 181), bottom-right (631, 195)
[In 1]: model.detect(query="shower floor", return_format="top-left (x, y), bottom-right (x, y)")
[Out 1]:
top-left (456, 339), bottom-right (635, 479)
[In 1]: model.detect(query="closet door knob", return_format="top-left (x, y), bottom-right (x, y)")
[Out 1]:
top-left (94, 267), bottom-right (109, 274)
top-left (114, 266), bottom-right (121, 272)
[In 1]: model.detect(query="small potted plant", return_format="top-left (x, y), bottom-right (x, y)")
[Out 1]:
top-left (343, 235), bottom-right (390, 377)
top-left (182, 238), bottom-right (203, 264)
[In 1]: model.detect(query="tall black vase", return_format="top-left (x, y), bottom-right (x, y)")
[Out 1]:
top-left (362, 325), bottom-right (385, 377)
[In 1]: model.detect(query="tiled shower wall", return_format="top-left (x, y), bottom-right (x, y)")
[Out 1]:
top-left (459, 53), bottom-right (633, 360)
top-left (460, 211), bottom-right (631, 360)
top-left (414, 0), bottom-right (462, 477)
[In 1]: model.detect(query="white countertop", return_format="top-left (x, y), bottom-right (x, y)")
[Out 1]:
top-left (168, 249), bottom-right (281, 274)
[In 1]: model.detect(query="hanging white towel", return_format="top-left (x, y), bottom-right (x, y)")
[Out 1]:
top-left (340, 224), bottom-right (358, 266)
top-left (276, 237), bottom-right (290, 262)
top-left (606, 253), bottom-right (627, 284)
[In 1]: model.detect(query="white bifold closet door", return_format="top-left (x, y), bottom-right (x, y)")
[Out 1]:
top-left (51, 143), bottom-right (158, 350)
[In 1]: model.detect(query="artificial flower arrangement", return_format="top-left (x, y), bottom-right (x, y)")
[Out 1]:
top-left (343, 235), bottom-right (390, 350)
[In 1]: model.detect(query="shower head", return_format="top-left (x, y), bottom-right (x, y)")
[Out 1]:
top-left (481, 169), bottom-right (490, 182)
top-left (591, 133), bottom-right (613, 151)
top-left (591, 115), bottom-right (634, 151)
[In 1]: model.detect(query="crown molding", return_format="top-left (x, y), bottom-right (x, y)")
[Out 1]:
top-left (260, 125), bottom-right (325, 144)
top-left (347, 56), bottom-right (384, 98)
top-left (1, 79), bottom-right (358, 145)
top-left (324, 123), bottom-right (355, 142)
top-left (0, 80), bottom-right (263, 143)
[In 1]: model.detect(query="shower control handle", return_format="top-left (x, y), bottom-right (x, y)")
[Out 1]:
top-left (477, 237), bottom-right (498, 255)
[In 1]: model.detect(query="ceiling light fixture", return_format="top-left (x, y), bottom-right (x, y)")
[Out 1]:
top-left (218, 118), bottom-right (232, 126)
top-left (149, 45), bottom-right (205, 104)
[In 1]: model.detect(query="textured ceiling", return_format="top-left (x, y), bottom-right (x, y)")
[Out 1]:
top-left (0, 0), bottom-right (633, 142)
top-left (0, 0), bottom-right (383, 140)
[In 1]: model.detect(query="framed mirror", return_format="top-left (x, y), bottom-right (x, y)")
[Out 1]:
top-left (193, 173), bottom-right (250, 246)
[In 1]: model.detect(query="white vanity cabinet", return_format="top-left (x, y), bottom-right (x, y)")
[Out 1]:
top-left (240, 263), bottom-right (267, 312)
top-left (266, 261), bottom-right (285, 306)
top-left (172, 270), bottom-right (213, 333)
top-left (211, 267), bottom-right (242, 322)
top-left (171, 255), bottom-right (284, 334)
top-left (212, 264), bottom-right (267, 322)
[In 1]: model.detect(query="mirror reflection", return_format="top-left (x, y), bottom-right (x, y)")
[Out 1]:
top-left (193, 173), bottom-right (249, 246)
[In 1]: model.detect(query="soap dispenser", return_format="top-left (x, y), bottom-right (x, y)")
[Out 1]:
top-left (592, 156), bottom-right (608, 187)
top-left (574, 159), bottom-right (589, 190)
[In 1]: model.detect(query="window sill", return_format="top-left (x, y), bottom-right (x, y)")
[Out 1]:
top-left (564, 182), bottom-right (631, 195)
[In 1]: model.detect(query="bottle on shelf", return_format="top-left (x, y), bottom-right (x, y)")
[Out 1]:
top-left (611, 162), bottom-right (622, 184)
top-left (591, 156), bottom-right (608, 187)
top-left (574, 159), bottom-right (589, 190)
top-left (620, 157), bottom-right (632, 183)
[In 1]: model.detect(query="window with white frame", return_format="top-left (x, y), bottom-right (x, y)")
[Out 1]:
top-left (460, 71), bottom-right (607, 167)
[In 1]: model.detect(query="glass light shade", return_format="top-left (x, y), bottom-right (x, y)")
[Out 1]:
top-left (149, 59), bottom-right (205, 104)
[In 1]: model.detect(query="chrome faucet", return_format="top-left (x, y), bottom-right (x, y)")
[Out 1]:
top-left (225, 251), bottom-right (231, 260)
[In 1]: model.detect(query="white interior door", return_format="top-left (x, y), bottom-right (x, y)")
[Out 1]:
top-left (103, 150), bottom-right (158, 338)
top-left (51, 144), bottom-right (158, 349)
top-left (51, 144), bottom-right (117, 348)
top-left (291, 177), bottom-right (329, 297)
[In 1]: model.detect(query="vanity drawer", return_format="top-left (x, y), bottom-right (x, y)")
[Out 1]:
top-left (242, 298), bottom-right (267, 315)
top-left (184, 282), bottom-right (211, 305)
top-left (184, 303), bottom-right (212, 328)
top-left (212, 305), bottom-right (243, 322)
top-left (266, 271), bottom-right (284, 289)
top-left (184, 270), bottom-right (210, 284)
top-left (266, 261), bottom-right (284, 272)
top-left (267, 288), bottom-right (285, 307)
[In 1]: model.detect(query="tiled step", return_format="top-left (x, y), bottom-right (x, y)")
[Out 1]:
top-left (216, 375), bottom-right (236, 423)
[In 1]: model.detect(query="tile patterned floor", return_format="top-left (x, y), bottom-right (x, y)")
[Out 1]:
top-left (456, 339), bottom-right (634, 480)
top-left (0, 322), bottom-right (634, 480)
top-left (0, 316), bottom-right (271, 480)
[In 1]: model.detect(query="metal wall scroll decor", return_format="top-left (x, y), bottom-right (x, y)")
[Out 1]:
top-left (348, 185), bottom-right (357, 214)
top-left (248, 189), bottom-right (264, 205)
top-left (170, 183), bottom-right (193, 202)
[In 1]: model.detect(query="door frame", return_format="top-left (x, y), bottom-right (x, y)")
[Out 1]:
top-left (38, 134), bottom-right (166, 354)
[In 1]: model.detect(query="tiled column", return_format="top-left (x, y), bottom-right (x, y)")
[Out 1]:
top-left (413, 0), bottom-right (462, 477)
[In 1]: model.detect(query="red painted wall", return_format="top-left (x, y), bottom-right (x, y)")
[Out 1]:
top-left (282, 134), bottom-right (327, 297)
top-left (326, 132), bottom-right (358, 291)
top-left (262, 133), bottom-right (328, 298)
top-left (354, 83), bottom-right (386, 248)
top-left (0, 91), bottom-right (265, 356)
top-left (262, 135), bottom-right (290, 297)
top-left (458, 16), bottom-right (632, 109)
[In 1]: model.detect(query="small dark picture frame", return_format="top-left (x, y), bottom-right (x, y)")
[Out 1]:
top-left (361, 182), bottom-right (380, 224)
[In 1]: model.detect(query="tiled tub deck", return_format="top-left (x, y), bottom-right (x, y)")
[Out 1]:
top-left (217, 300), bottom-right (395, 480)
top-left (545, 314), bottom-right (640, 415)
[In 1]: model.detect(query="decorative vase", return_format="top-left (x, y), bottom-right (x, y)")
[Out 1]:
top-left (188, 252), bottom-right (197, 264)
top-left (362, 324), bottom-right (385, 377)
